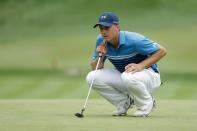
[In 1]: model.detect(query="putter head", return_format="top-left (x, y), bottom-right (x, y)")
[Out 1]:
top-left (75, 112), bottom-right (84, 118)
top-left (75, 108), bottom-right (85, 118)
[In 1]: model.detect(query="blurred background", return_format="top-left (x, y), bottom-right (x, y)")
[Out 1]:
top-left (0, 0), bottom-right (197, 99)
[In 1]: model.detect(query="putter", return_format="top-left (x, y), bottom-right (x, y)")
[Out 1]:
top-left (75, 52), bottom-right (103, 118)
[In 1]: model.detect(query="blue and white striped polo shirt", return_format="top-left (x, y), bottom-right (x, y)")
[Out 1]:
top-left (92, 31), bottom-right (160, 73)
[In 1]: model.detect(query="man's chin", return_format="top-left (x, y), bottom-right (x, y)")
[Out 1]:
top-left (103, 37), bottom-right (110, 42)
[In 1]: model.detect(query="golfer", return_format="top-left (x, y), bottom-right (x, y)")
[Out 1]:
top-left (86, 12), bottom-right (167, 117)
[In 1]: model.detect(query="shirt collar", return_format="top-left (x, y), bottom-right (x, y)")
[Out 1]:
top-left (106, 31), bottom-right (126, 48)
top-left (119, 31), bottom-right (126, 46)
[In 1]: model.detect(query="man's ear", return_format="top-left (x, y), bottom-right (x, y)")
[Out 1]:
top-left (115, 24), bottom-right (120, 31)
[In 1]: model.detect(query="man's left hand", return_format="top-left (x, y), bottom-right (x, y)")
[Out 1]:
top-left (125, 63), bottom-right (144, 73)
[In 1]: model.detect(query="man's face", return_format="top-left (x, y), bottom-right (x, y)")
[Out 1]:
top-left (99, 24), bottom-right (119, 42)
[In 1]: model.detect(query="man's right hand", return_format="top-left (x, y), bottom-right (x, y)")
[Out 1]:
top-left (90, 43), bottom-right (106, 70)
top-left (96, 43), bottom-right (107, 55)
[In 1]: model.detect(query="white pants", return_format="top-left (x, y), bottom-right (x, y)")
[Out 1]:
top-left (86, 68), bottom-right (161, 110)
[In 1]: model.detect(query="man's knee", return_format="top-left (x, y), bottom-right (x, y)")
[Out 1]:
top-left (121, 72), bottom-right (141, 89)
top-left (86, 71), bottom-right (101, 90)
top-left (86, 71), bottom-right (95, 85)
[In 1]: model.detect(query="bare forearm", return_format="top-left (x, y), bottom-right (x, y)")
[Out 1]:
top-left (140, 46), bottom-right (167, 69)
top-left (90, 56), bottom-right (105, 70)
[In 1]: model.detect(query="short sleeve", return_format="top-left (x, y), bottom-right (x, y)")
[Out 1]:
top-left (134, 36), bottom-right (160, 55)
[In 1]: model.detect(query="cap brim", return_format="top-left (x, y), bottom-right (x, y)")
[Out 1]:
top-left (93, 22), bottom-right (112, 28)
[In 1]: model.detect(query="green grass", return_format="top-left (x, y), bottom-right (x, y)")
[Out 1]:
top-left (0, 1), bottom-right (197, 102)
top-left (0, 99), bottom-right (197, 131)
top-left (0, 1), bottom-right (197, 129)
top-left (0, 0), bottom-right (197, 99)
top-left (0, 28), bottom-right (197, 73)
top-left (0, 70), bottom-right (86, 99)
top-left (0, 0), bottom-right (197, 73)
top-left (0, 70), bottom-right (197, 99)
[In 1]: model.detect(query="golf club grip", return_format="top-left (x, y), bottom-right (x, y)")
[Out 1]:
top-left (98, 52), bottom-right (102, 57)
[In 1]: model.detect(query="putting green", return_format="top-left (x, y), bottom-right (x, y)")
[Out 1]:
top-left (0, 99), bottom-right (197, 131)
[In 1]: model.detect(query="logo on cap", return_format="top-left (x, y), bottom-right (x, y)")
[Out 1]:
top-left (101, 15), bottom-right (107, 19)
top-left (93, 12), bottom-right (119, 28)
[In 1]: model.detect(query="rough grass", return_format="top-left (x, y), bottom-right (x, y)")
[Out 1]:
top-left (0, 0), bottom-right (197, 73)
top-left (0, 28), bottom-right (197, 73)
top-left (0, 99), bottom-right (197, 131)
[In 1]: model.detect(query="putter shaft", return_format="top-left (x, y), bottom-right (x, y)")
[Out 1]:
top-left (83, 54), bottom-right (102, 109)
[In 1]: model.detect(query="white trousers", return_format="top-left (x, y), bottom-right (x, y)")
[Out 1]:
top-left (86, 68), bottom-right (161, 110)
